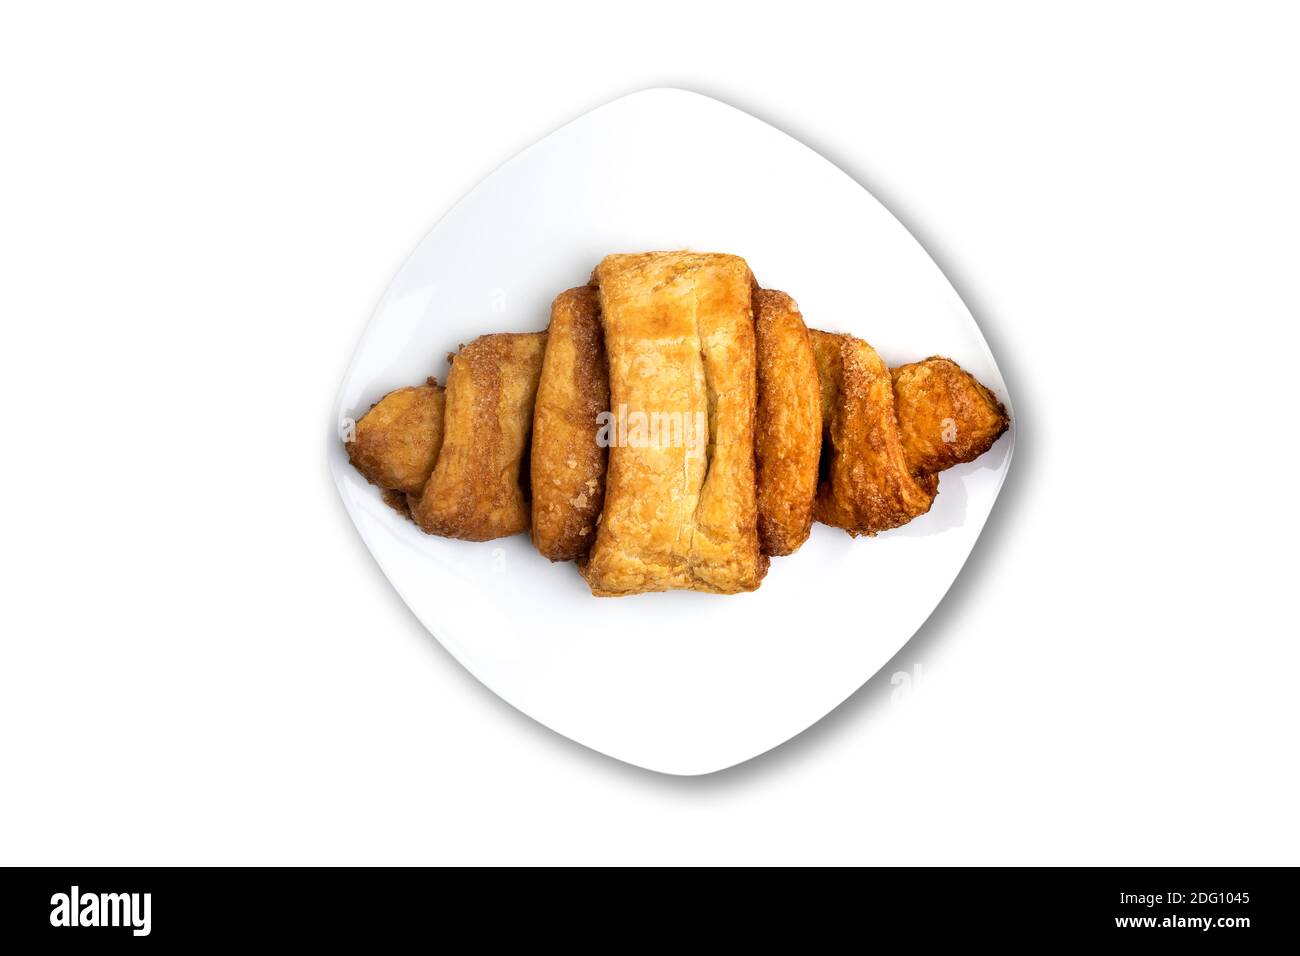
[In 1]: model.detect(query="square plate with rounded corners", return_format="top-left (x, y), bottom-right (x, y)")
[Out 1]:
top-left (330, 88), bottom-right (1014, 776)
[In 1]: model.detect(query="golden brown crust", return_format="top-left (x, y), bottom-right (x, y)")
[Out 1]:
top-left (342, 258), bottom-right (1013, 582)
top-left (409, 332), bottom-right (546, 541)
top-left (810, 330), bottom-right (937, 536)
top-left (530, 287), bottom-right (609, 561)
top-left (580, 252), bottom-right (767, 595)
top-left (891, 357), bottom-right (1009, 475)
top-left (346, 382), bottom-right (446, 496)
top-left (754, 290), bottom-right (821, 556)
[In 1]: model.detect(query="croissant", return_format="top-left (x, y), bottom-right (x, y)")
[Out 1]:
top-left (345, 252), bottom-right (1009, 596)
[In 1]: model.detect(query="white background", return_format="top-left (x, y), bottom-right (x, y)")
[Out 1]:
top-left (2, 2), bottom-right (1297, 865)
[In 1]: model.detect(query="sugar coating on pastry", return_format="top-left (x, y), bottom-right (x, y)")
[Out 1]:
top-left (891, 357), bottom-right (1009, 475)
top-left (754, 290), bottom-right (821, 557)
top-left (581, 252), bottom-right (768, 595)
top-left (531, 286), bottom-right (609, 561)
top-left (346, 381), bottom-right (446, 496)
top-left (810, 330), bottom-right (937, 536)
top-left (409, 332), bottom-right (546, 541)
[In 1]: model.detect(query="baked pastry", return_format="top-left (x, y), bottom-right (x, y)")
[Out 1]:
top-left (346, 381), bottom-right (445, 497)
top-left (810, 330), bottom-right (938, 536)
top-left (892, 357), bottom-right (1009, 475)
top-left (580, 252), bottom-right (768, 595)
top-left (409, 332), bottom-right (546, 541)
top-left (530, 286), bottom-right (609, 561)
top-left (753, 290), bottom-right (821, 556)
top-left (342, 251), bottom-right (1013, 594)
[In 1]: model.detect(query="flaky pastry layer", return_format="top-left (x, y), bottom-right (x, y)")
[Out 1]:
top-left (531, 287), bottom-right (610, 561)
top-left (346, 381), bottom-right (446, 497)
top-left (810, 330), bottom-right (937, 536)
top-left (754, 290), bottom-right (821, 556)
top-left (409, 332), bottom-right (545, 541)
top-left (580, 252), bottom-right (767, 595)
top-left (892, 357), bottom-right (1009, 475)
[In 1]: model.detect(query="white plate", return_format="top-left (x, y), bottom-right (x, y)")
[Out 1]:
top-left (330, 88), bottom-right (1014, 775)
